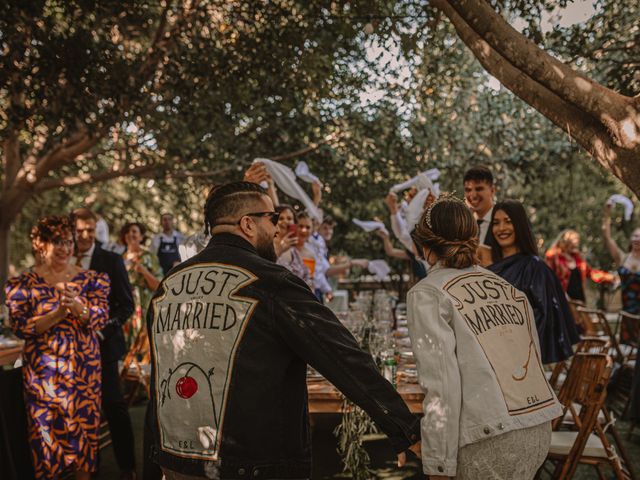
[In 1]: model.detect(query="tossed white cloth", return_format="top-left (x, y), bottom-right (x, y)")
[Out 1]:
top-left (390, 212), bottom-right (415, 253)
top-left (254, 158), bottom-right (322, 222)
top-left (352, 219), bottom-right (389, 235)
top-left (607, 194), bottom-right (634, 221)
top-left (179, 232), bottom-right (210, 261)
top-left (390, 169), bottom-right (441, 193)
top-left (95, 217), bottom-right (110, 246)
top-left (368, 260), bottom-right (391, 280)
top-left (405, 189), bottom-right (431, 232)
top-left (295, 161), bottom-right (321, 184)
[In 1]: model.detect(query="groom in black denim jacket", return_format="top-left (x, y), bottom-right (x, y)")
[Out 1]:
top-left (146, 182), bottom-right (420, 479)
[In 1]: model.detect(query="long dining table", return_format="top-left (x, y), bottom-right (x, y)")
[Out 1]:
top-left (307, 376), bottom-right (424, 414)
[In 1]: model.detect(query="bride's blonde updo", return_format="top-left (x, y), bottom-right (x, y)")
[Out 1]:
top-left (412, 195), bottom-right (479, 269)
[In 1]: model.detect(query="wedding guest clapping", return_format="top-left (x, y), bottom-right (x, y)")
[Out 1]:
top-left (4, 216), bottom-right (110, 480)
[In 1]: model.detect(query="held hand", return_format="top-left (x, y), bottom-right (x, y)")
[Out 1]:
top-left (397, 440), bottom-right (421, 468)
top-left (603, 201), bottom-right (613, 217)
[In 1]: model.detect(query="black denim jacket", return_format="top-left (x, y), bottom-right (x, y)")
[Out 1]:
top-left (146, 233), bottom-right (420, 479)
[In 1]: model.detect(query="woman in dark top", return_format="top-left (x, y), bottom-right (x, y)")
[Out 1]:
top-left (486, 200), bottom-right (580, 363)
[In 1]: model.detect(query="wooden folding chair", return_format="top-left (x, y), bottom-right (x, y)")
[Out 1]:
top-left (542, 353), bottom-right (632, 479)
top-left (568, 299), bottom-right (588, 333)
top-left (576, 307), bottom-right (626, 364)
top-left (120, 325), bottom-right (151, 405)
top-left (548, 337), bottom-right (610, 391)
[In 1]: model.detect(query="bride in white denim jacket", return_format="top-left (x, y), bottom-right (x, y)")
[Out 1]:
top-left (407, 195), bottom-right (562, 480)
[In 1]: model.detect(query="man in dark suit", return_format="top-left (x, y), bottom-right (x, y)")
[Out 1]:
top-left (72, 208), bottom-right (137, 480)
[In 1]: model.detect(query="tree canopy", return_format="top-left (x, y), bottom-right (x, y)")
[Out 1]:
top-left (1, 0), bottom-right (638, 286)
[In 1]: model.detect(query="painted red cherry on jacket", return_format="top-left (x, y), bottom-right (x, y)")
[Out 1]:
top-left (176, 375), bottom-right (198, 399)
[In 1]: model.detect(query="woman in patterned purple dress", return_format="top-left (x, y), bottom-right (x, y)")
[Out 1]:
top-left (4, 216), bottom-right (110, 480)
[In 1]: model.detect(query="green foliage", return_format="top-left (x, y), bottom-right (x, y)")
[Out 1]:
top-left (2, 0), bottom-right (637, 278)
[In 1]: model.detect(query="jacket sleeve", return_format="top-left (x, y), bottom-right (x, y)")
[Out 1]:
top-left (108, 254), bottom-right (135, 326)
top-left (407, 286), bottom-right (461, 477)
top-left (271, 271), bottom-right (420, 453)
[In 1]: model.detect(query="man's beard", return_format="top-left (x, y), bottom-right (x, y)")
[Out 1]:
top-left (256, 233), bottom-right (277, 262)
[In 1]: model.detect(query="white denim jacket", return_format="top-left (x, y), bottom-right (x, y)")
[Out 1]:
top-left (407, 264), bottom-right (562, 477)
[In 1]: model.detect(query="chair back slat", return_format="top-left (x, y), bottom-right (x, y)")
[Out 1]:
top-left (577, 308), bottom-right (625, 363)
top-left (576, 336), bottom-right (610, 354)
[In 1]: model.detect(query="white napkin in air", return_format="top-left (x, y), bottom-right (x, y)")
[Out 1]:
top-left (253, 158), bottom-right (322, 222)
top-left (390, 168), bottom-right (441, 193)
top-left (295, 161), bottom-right (320, 184)
top-left (607, 194), bottom-right (634, 221)
top-left (352, 219), bottom-right (389, 235)
top-left (368, 260), bottom-right (391, 280)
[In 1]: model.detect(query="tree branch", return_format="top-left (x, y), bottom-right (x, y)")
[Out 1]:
top-left (431, 0), bottom-right (636, 186)
top-left (34, 163), bottom-right (158, 193)
top-left (444, 0), bottom-right (640, 150)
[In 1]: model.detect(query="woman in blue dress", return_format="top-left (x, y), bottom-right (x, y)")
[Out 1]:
top-left (486, 200), bottom-right (580, 364)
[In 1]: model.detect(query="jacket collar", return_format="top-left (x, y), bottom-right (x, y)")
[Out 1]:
top-left (206, 232), bottom-right (258, 254)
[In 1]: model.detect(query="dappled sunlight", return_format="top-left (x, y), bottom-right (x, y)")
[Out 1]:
top-left (425, 395), bottom-right (449, 432)
top-left (574, 77), bottom-right (592, 91)
top-left (552, 65), bottom-right (566, 79)
top-left (621, 117), bottom-right (640, 146)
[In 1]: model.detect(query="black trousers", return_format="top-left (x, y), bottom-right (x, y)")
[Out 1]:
top-left (102, 359), bottom-right (136, 472)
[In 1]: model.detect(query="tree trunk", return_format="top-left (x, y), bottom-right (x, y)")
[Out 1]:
top-left (0, 222), bottom-right (10, 304)
top-left (432, 0), bottom-right (640, 195)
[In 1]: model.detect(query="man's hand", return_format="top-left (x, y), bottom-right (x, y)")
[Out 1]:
top-left (244, 162), bottom-right (271, 184)
top-left (397, 440), bottom-right (421, 467)
top-left (384, 192), bottom-right (399, 214)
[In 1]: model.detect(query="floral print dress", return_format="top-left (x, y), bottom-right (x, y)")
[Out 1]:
top-left (4, 270), bottom-right (110, 479)
top-left (123, 248), bottom-right (161, 346)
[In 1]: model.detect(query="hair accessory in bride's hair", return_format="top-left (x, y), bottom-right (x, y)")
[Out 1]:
top-left (424, 192), bottom-right (466, 229)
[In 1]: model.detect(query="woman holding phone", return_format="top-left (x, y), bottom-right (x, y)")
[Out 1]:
top-left (4, 216), bottom-right (110, 479)
top-left (275, 204), bottom-right (312, 287)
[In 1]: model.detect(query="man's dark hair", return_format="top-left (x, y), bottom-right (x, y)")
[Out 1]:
top-left (486, 199), bottom-right (538, 262)
top-left (463, 165), bottom-right (494, 185)
top-left (321, 215), bottom-right (335, 227)
top-left (204, 181), bottom-right (268, 234)
top-left (71, 207), bottom-right (98, 223)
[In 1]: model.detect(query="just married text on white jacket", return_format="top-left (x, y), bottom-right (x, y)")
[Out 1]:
top-left (407, 264), bottom-right (562, 477)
